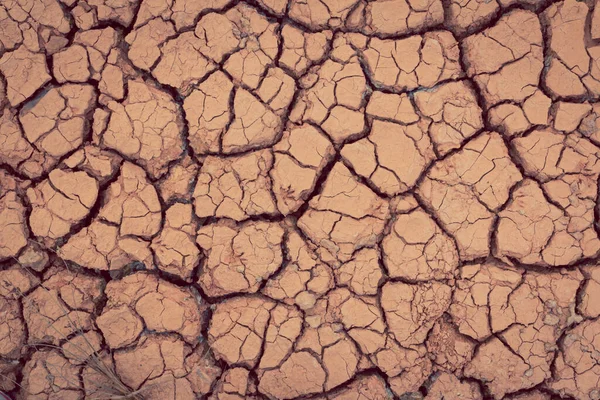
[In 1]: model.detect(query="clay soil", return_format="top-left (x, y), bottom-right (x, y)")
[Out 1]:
top-left (2, 0), bottom-right (600, 399)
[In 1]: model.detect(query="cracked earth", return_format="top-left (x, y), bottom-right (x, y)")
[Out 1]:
top-left (2, 0), bottom-right (600, 399)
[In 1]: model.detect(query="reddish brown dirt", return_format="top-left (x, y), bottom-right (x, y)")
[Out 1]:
top-left (1, 0), bottom-right (600, 399)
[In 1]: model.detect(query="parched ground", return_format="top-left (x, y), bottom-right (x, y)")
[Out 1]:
top-left (2, 0), bottom-right (600, 399)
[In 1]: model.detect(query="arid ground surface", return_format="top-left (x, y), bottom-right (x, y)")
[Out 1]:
top-left (2, 0), bottom-right (600, 399)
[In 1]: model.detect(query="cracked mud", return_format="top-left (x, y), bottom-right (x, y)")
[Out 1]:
top-left (2, 0), bottom-right (600, 399)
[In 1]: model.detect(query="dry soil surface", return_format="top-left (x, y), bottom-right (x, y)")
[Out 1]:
top-left (1, 0), bottom-right (600, 399)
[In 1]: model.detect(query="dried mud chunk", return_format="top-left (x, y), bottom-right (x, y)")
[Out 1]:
top-left (335, 248), bottom-right (383, 295)
top-left (342, 119), bottom-right (434, 195)
top-left (323, 339), bottom-right (360, 389)
top-left (197, 221), bottom-right (285, 297)
top-left (23, 268), bottom-right (103, 345)
top-left (92, 107), bottom-right (110, 142)
top-left (0, 6), bottom-right (22, 53)
top-left (159, 155), bottom-right (198, 204)
top-left (0, 265), bottom-right (37, 296)
top-left (133, 0), bottom-right (172, 28)
top-left (298, 162), bottom-right (390, 263)
top-left (513, 128), bottom-right (600, 181)
top-left (425, 372), bottom-right (482, 400)
top-left (96, 306), bottom-right (143, 348)
top-left (362, 31), bottom-right (462, 92)
top-left (497, 0), bottom-right (545, 7)
top-left (384, 344), bottom-right (433, 395)
top-left (257, 67), bottom-right (296, 113)
top-left (450, 263), bottom-right (522, 340)
top-left (139, 373), bottom-right (202, 400)
top-left (258, 351), bottom-right (326, 399)
top-left (0, 267), bottom-right (35, 358)
top-left (290, 299), bottom-right (361, 389)
top-left (193, 150), bottom-right (277, 221)
top-left (223, 88), bottom-right (282, 153)
top-left (307, 162), bottom-right (389, 220)
top-left (86, 0), bottom-right (139, 26)
top-left (365, 91), bottom-right (419, 124)
top-left (259, 304), bottom-right (303, 369)
top-left (280, 24), bottom-right (331, 76)
top-left (545, 58), bottom-right (587, 98)
top-left (185, 72), bottom-right (282, 155)
top-left (27, 169), bottom-right (99, 241)
top-left (61, 330), bottom-right (103, 362)
top-left (445, 0), bottom-right (499, 36)
top-left (418, 132), bottom-right (521, 259)
top-left (381, 281), bottom-right (451, 346)
top-left (19, 84), bottom-right (96, 161)
top-left (208, 296), bottom-right (275, 367)
top-left (362, 0), bottom-right (443, 35)
top-left (104, 272), bottom-right (203, 342)
top-left (0, 46), bottom-right (51, 106)
top-left (271, 124), bottom-right (335, 214)
top-left (0, 359), bottom-right (18, 392)
top-left (99, 162), bottom-right (162, 238)
top-left (126, 18), bottom-right (175, 70)
top-left (523, 90), bottom-right (552, 126)
top-left (549, 319), bottom-right (600, 399)
top-left (221, 4), bottom-right (279, 89)
top-left (255, 0), bottom-right (287, 15)
top-left (321, 105), bottom-right (366, 143)
top-left (152, 32), bottom-right (216, 95)
top-left (114, 334), bottom-right (190, 390)
top-left (81, 352), bottom-right (128, 398)
top-left (170, 0), bottom-right (232, 30)
top-left (326, 374), bottom-right (392, 400)
top-left (426, 319), bottom-right (475, 373)
top-left (212, 367), bottom-right (251, 398)
top-left (99, 64), bottom-right (124, 100)
top-left (18, 244), bottom-right (49, 272)
top-left (462, 9), bottom-right (542, 107)
top-left (21, 350), bottom-right (81, 399)
top-left (496, 178), bottom-right (599, 266)
top-left (413, 80), bottom-right (483, 155)
top-left (52, 45), bottom-right (90, 83)
top-left (63, 144), bottom-right (122, 184)
top-left (0, 191), bottom-right (27, 260)
top-left (464, 268), bottom-right (583, 398)
top-left (554, 102), bottom-right (592, 133)
top-left (593, 3), bottom-right (600, 41)
top-left (383, 209), bottom-right (459, 281)
top-left (103, 80), bottom-right (184, 179)
top-left (464, 338), bottom-right (530, 399)
top-left (544, 173), bottom-right (600, 260)
top-left (71, 3), bottom-right (97, 30)
top-left (73, 27), bottom-right (118, 77)
top-left (289, 0), bottom-right (360, 28)
top-left (184, 71), bottom-right (233, 155)
top-left (488, 103), bottom-right (531, 137)
top-left (184, 344), bottom-right (222, 396)
top-left (500, 267), bottom-right (582, 339)
top-left (192, 12), bottom-right (240, 63)
top-left (510, 392), bottom-right (551, 400)
top-left (291, 58), bottom-right (367, 127)
top-left (0, 170), bottom-right (22, 195)
top-left (151, 203), bottom-right (200, 281)
top-left (262, 228), bottom-right (334, 305)
top-left (580, 266), bottom-right (600, 318)
top-left (0, 109), bottom-right (33, 170)
top-left (543, 0), bottom-right (598, 98)
top-left (59, 220), bottom-right (153, 271)
top-left (345, 322), bottom-right (424, 377)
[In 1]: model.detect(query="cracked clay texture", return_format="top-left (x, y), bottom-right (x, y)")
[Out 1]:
top-left (4, 0), bottom-right (600, 399)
